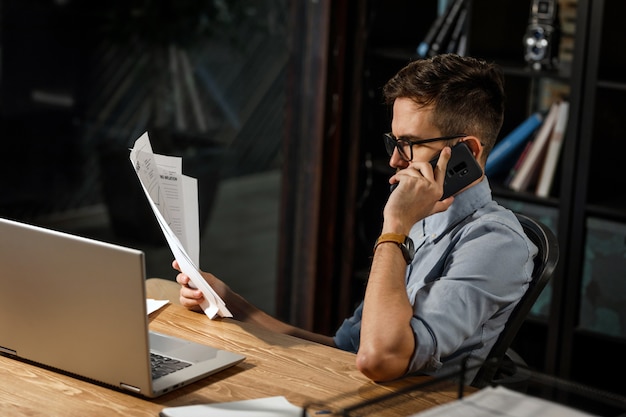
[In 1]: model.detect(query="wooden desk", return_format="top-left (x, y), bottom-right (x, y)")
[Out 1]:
top-left (0, 303), bottom-right (464, 416)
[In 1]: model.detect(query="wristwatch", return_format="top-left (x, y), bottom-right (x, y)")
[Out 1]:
top-left (374, 233), bottom-right (415, 264)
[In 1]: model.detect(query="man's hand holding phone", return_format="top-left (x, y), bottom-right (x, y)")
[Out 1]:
top-left (390, 142), bottom-right (483, 200)
top-left (386, 146), bottom-right (454, 229)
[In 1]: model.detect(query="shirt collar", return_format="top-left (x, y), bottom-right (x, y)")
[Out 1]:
top-left (413, 177), bottom-right (492, 240)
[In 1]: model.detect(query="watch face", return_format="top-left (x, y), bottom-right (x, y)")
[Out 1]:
top-left (405, 236), bottom-right (415, 252)
top-left (403, 236), bottom-right (415, 263)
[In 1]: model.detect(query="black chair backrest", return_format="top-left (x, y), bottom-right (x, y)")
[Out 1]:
top-left (472, 212), bottom-right (559, 387)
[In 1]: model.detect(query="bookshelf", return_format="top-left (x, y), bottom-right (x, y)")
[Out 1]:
top-left (350, 0), bottom-right (626, 396)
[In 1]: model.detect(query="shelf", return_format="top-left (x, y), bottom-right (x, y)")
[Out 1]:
top-left (369, 46), bottom-right (419, 62)
top-left (499, 63), bottom-right (572, 81)
top-left (492, 185), bottom-right (560, 208)
top-left (597, 79), bottom-right (626, 92)
top-left (586, 203), bottom-right (626, 223)
top-left (355, 0), bottom-right (626, 394)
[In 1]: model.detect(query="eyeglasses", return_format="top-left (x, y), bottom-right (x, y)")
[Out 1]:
top-left (383, 132), bottom-right (467, 162)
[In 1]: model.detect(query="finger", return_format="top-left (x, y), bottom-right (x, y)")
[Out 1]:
top-left (389, 172), bottom-right (401, 189)
top-left (180, 284), bottom-right (203, 300)
top-left (430, 196), bottom-right (455, 215)
top-left (179, 293), bottom-right (203, 309)
top-left (393, 166), bottom-right (423, 191)
top-left (175, 272), bottom-right (195, 289)
top-left (400, 164), bottom-right (421, 180)
top-left (172, 259), bottom-right (180, 272)
top-left (407, 159), bottom-right (436, 180)
top-left (435, 146), bottom-right (452, 174)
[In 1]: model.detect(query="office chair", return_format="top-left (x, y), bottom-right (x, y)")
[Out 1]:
top-left (472, 212), bottom-right (559, 388)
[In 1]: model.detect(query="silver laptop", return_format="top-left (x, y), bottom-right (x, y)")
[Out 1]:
top-left (0, 217), bottom-right (245, 398)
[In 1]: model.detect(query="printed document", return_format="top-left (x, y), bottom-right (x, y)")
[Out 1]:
top-left (130, 132), bottom-right (231, 319)
top-left (409, 385), bottom-right (596, 417)
top-left (159, 396), bottom-right (301, 417)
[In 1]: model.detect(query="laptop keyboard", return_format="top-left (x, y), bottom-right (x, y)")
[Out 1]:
top-left (150, 352), bottom-right (192, 380)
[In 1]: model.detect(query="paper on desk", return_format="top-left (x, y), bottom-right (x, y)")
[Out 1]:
top-left (159, 396), bottom-right (302, 417)
top-left (409, 385), bottom-right (596, 417)
top-left (130, 132), bottom-right (231, 319)
top-left (147, 299), bottom-right (169, 314)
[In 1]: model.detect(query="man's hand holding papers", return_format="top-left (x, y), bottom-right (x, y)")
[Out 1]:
top-left (129, 132), bottom-right (231, 319)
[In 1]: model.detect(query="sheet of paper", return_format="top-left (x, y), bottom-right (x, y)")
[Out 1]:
top-left (409, 386), bottom-right (596, 417)
top-left (181, 174), bottom-right (200, 265)
top-left (144, 184), bottom-right (230, 318)
top-left (129, 134), bottom-right (174, 229)
top-left (152, 153), bottom-right (200, 264)
top-left (159, 396), bottom-right (302, 417)
top-left (130, 133), bottom-right (200, 264)
top-left (130, 132), bottom-right (231, 318)
top-left (147, 299), bottom-right (169, 315)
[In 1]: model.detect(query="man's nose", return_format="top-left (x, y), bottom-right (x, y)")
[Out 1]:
top-left (389, 149), bottom-right (408, 169)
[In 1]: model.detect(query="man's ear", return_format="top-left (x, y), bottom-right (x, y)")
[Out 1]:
top-left (462, 136), bottom-right (483, 160)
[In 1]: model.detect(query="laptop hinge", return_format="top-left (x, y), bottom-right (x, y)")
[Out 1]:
top-left (120, 383), bottom-right (141, 393)
top-left (0, 346), bottom-right (17, 356)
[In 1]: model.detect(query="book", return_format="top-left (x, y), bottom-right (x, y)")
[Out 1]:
top-left (504, 138), bottom-right (534, 187)
top-left (178, 48), bottom-right (208, 133)
top-left (455, 31), bottom-right (468, 56)
top-left (535, 100), bottom-right (569, 197)
top-left (485, 112), bottom-right (544, 177)
top-left (438, 0), bottom-right (452, 15)
top-left (446, 6), bottom-right (468, 54)
top-left (536, 78), bottom-right (570, 111)
top-left (508, 102), bottom-right (561, 192)
top-left (428, 0), bottom-right (466, 56)
top-left (416, 5), bottom-right (449, 57)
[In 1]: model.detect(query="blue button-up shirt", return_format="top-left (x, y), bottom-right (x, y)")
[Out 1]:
top-left (333, 178), bottom-right (537, 381)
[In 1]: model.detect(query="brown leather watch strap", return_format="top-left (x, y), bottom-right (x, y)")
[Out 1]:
top-left (374, 233), bottom-right (407, 250)
top-left (373, 233), bottom-right (414, 264)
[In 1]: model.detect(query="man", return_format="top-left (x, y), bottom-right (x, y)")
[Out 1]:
top-left (169, 53), bottom-right (537, 384)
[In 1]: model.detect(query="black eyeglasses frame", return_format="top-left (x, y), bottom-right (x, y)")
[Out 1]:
top-left (383, 132), bottom-right (467, 162)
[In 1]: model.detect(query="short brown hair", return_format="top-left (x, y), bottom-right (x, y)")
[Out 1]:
top-left (382, 54), bottom-right (505, 158)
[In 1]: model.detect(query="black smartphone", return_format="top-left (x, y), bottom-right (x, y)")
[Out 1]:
top-left (390, 141), bottom-right (483, 200)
